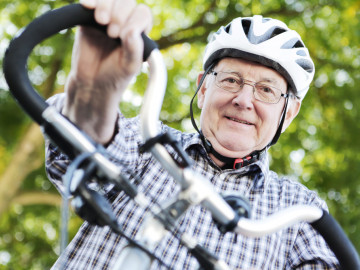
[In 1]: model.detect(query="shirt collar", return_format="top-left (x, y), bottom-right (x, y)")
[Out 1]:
top-left (183, 133), bottom-right (270, 191)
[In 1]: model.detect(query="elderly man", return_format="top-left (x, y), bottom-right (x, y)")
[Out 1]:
top-left (45, 0), bottom-right (339, 269)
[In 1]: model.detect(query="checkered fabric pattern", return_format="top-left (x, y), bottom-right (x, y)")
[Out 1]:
top-left (45, 94), bottom-right (339, 269)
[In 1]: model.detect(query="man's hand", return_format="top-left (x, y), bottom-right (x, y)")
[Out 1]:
top-left (63, 0), bottom-right (152, 144)
top-left (72, 0), bottom-right (152, 89)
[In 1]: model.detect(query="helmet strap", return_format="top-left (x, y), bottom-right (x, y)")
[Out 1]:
top-left (267, 96), bottom-right (289, 147)
top-left (190, 63), bottom-right (214, 135)
top-left (199, 131), bottom-right (265, 169)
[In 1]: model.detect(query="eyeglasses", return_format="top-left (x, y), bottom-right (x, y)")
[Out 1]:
top-left (211, 71), bottom-right (290, 104)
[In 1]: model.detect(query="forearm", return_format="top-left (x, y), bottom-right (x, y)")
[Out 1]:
top-left (62, 72), bottom-right (124, 145)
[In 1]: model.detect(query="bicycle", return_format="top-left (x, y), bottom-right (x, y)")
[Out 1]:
top-left (3, 4), bottom-right (360, 269)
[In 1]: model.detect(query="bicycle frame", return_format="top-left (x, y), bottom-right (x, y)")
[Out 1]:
top-left (3, 4), bottom-right (360, 270)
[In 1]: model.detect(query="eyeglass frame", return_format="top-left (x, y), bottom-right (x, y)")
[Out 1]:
top-left (210, 70), bottom-right (292, 104)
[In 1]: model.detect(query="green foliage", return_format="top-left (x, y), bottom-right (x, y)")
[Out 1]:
top-left (0, 0), bottom-right (359, 268)
top-left (0, 202), bottom-right (83, 269)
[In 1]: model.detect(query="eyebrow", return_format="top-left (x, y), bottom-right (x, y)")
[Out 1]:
top-left (220, 70), bottom-right (280, 86)
top-left (260, 77), bottom-right (278, 85)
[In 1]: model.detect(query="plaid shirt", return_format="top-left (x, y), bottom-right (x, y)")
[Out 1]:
top-left (45, 94), bottom-right (339, 270)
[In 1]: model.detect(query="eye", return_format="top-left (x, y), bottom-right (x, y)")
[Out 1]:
top-left (220, 75), bottom-right (242, 85)
top-left (224, 77), bottom-right (237, 83)
top-left (258, 84), bottom-right (275, 95)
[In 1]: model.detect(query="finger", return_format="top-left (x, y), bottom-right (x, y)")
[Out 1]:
top-left (107, 0), bottom-right (136, 38)
top-left (79, 0), bottom-right (97, 9)
top-left (118, 4), bottom-right (152, 70)
top-left (120, 4), bottom-right (153, 39)
top-left (119, 4), bottom-right (152, 71)
top-left (93, 0), bottom-right (114, 25)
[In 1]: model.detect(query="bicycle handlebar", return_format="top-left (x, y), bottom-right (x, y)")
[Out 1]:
top-left (236, 206), bottom-right (360, 269)
top-left (3, 4), bottom-right (360, 270)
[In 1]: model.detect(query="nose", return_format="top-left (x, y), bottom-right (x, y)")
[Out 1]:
top-left (231, 84), bottom-right (255, 109)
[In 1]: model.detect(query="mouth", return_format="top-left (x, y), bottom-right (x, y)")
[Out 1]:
top-left (226, 116), bottom-right (253, 125)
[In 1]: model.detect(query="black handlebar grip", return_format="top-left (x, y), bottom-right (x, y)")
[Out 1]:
top-left (311, 210), bottom-right (360, 269)
top-left (3, 3), bottom-right (158, 125)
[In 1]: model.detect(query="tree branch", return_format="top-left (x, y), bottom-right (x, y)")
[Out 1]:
top-left (156, 4), bottom-right (301, 50)
top-left (12, 191), bottom-right (62, 207)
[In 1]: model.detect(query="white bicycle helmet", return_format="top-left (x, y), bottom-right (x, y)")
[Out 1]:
top-left (203, 15), bottom-right (315, 100)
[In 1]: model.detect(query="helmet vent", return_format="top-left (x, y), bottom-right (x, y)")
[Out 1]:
top-left (270, 27), bottom-right (286, 39)
top-left (241, 19), bottom-right (251, 36)
top-left (293, 40), bottom-right (304, 48)
top-left (296, 59), bottom-right (314, 73)
top-left (281, 38), bottom-right (305, 49)
top-left (296, 50), bottom-right (307, 56)
top-left (224, 23), bottom-right (232, 34)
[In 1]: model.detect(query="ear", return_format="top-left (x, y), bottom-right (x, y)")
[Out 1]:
top-left (197, 72), bottom-right (206, 109)
top-left (281, 99), bottom-right (301, 132)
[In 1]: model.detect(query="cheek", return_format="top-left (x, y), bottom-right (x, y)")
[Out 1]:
top-left (204, 93), bottom-right (226, 118)
top-left (257, 105), bottom-right (283, 134)
top-left (200, 92), bottom-right (224, 126)
top-left (200, 98), bottom-right (215, 124)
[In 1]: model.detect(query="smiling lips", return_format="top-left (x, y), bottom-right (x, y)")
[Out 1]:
top-left (226, 116), bottom-right (254, 125)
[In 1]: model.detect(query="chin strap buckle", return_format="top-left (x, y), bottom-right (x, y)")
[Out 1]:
top-left (233, 152), bottom-right (261, 169)
top-left (233, 156), bottom-right (251, 169)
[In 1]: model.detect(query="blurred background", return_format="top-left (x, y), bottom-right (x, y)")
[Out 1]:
top-left (0, 0), bottom-right (359, 268)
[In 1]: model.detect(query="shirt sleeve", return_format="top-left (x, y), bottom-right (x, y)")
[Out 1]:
top-left (45, 140), bottom-right (71, 196)
top-left (44, 94), bottom-right (71, 195)
top-left (289, 195), bottom-right (340, 269)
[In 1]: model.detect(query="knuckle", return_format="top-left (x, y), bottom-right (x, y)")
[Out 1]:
top-left (137, 4), bottom-right (152, 18)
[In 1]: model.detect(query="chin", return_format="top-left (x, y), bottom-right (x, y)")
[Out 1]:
top-left (220, 134), bottom-right (253, 148)
top-left (220, 141), bottom-right (256, 155)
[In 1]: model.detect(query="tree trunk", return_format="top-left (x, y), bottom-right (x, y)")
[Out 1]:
top-left (0, 123), bottom-right (45, 216)
top-left (0, 28), bottom-right (73, 216)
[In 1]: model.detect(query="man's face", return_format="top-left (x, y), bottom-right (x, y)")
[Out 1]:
top-left (197, 57), bottom-right (299, 160)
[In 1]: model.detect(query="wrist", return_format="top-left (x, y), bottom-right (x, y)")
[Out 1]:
top-left (63, 76), bottom-right (122, 144)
